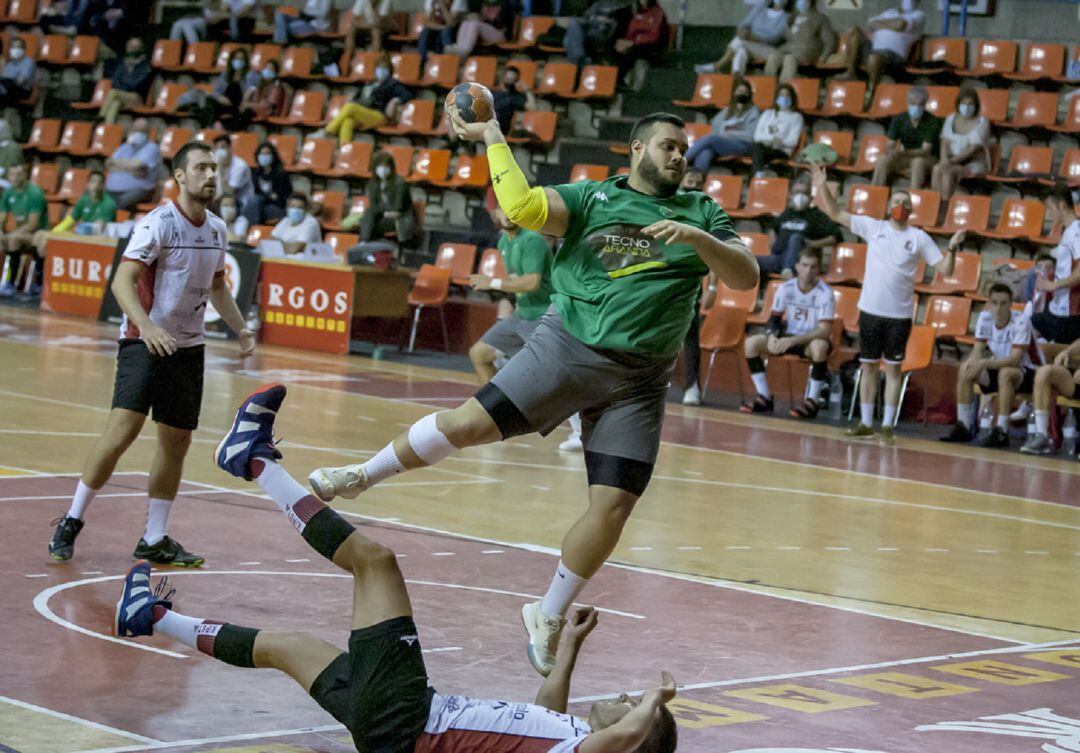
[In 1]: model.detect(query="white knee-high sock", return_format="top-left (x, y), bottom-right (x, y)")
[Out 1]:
top-left (153, 608), bottom-right (204, 649)
top-left (143, 498), bottom-right (173, 545)
top-left (860, 402), bottom-right (874, 427)
top-left (1035, 410), bottom-right (1050, 436)
top-left (540, 560), bottom-right (589, 619)
top-left (751, 372), bottom-right (771, 398)
top-left (957, 403), bottom-right (975, 430)
top-left (358, 413), bottom-right (459, 487)
top-left (252, 459), bottom-right (326, 535)
top-left (67, 481), bottom-right (99, 520)
top-left (883, 405), bottom-right (897, 428)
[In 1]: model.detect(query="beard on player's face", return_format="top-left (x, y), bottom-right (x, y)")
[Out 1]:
top-left (635, 148), bottom-right (682, 198)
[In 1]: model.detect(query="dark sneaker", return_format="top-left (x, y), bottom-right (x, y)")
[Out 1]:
top-left (790, 398), bottom-right (820, 420)
top-left (845, 422), bottom-right (875, 439)
top-left (114, 560), bottom-right (175, 637)
top-left (976, 427), bottom-right (1010, 448)
top-left (939, 424), bottom-right (974, 443)
top-left (133, 536), bottom-right (205, 568)
top-left (216, 383), bottom-right (286, 480)
top-left (739, 395), bottom-right (774, 414)
top-left (49, 515), bottom-right (85, 561)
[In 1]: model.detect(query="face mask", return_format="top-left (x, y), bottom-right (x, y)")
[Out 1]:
top-left (796, 0), bottom-right (810, 11)
top-left (128, 132), bottom-right (147, 147)
top-left (126, 50), bottom-right (142, 60)
top-left (261, 67), bottom-right (276, 81)
top-left (734, 92), bottom-right (750, 105)
top-left (776, 95), bottom-right (793, 110)
top-left (215, 148), bottom-right (229, 166)
top-left (375, 165), bottom-right (392, 180)
top-left (220, 206), bottom-right (237, 221)
top-left (374, 67), bottom-right (390, 82)
top-left (890, 203), bottom-right (912, 222)
top-left (958, 103), bottom-right (976, 118)
top-left (257, 153), bottom-right (273, 168)
top-left (231, 58), bottom-right (246, 71)
top-left (791, 193), bottom-right (810, 210)
top-left (901, 0), bottom-right (915, 11)
top-left (10, 47), bottom-right (24, 60)
top-left (287, 207), bottom-right (305, 224)
top-left (908, 105), bottom-right (924, 119)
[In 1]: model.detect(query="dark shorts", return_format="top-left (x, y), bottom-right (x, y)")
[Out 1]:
top-left (309, 617), bottom-right (434, 753)
top-left (111, 340), bottom-right (205, 430)
top-left (858, 312), bottom-right (912, 364)
top-left (980, 367), bottom-right (1037, 395)
top-left (865, 47), bottom-right (905, 68)
top-left (1031, 311), bottom-right (1080, 345)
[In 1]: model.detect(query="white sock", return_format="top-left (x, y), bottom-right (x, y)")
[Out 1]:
top-left (143, 498), bottom-right (174, 545)
top-left (252, 459), bottom-right (329, 534)
top-left (406, 413), bottom-right (458, 465)
top-left (957, 403), bottom-right (975, 430)
top-left (808, 379), bottom-right (825, 402)
top-left (360, 443), bottom-right (407, 486)
top-left (751, 372), bottom-right (771, 399)
top-left (883, 405), bottom-right (897, 428)
top-left (568, 412), bottom-right (581, 438)
top-left (860, 402), bottom-right (874, 427)
top-left (1036, 410), bottom-right (1050, 436)
top-left (153, 609), bottom-right (204, 649)
top-left (67, 481), bottom-right (99, 520)
top-left (540, 560), bottom-right (589, 619)
top-left (996, 413), bottom-right (1009, 430)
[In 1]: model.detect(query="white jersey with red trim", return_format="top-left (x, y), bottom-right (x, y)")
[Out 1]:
top-left (415, 694), bottom-right (591, 753)
top-left (1049, 219), bottom-right (1080, 318)
top-left (119, 201), bottom-right (227, 348)
top-left (772, 277), bottom-right (835, 337)
top-left (974, 309), bottom-right (1039, 369)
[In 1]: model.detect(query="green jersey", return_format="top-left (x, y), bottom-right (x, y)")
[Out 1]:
top-left (498, 229), bottom-right (554, 321)
top-left (71, 191), bottom-right (118, 225)
top-left (551, 176), bottom-right (736, 355)
top-left (0, 182), bottom-right (47, 230)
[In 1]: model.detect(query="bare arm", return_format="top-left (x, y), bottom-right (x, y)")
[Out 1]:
top-left (809, 163), bottom-right (851, 229)
top-left (934, 230), bottom-right (962, 277)
top-left (209, 274), bottom-right (255, 357)
top-left (471, 272), bottom-right (541, 293)
top-left (579, 673), bottom-right (677, 753)
top-left (13, 211), bottom-right (41, 235)
top-left (534, 608), bottom-right (598, 713)
top-left (899, 139), bottom-right (934, 158)
top-left (111, 260), bottom-right (177, 356)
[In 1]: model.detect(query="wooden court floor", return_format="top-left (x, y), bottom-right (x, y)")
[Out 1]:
top-left (1, 305), bottom-right (1078, 753)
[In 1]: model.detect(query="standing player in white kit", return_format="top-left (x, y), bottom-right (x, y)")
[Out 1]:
top-left (48, 141), bottom-right (256, 566)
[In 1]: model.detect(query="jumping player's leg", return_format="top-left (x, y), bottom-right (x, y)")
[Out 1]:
top-left (468, 340), bottom-right (499, 383)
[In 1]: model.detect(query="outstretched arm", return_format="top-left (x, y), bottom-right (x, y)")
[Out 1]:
top-left (580, 672), bottom-right (677, 753)
top-left (809, 163), bottom-right (851, 230)
top-left (535, 607), bottom-right (599, 713)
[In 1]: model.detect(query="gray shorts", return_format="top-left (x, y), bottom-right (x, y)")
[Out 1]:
top-left (479, 313), bottom-right (542, 358)
top-left (487, 308), bottom-right (675, 465)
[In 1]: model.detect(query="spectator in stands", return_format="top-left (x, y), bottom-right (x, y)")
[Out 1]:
top-left (0, 36), bottom-right (36, 103)
top-left (931, 88), bottom-right (991, 207)
top-left (419, 0), bottom-right (468, 63)
top-left (742, 248), bottom-right (835, 419)
top-left (677, 168), bottom-right (712, 406)
top-left (104, 118), bottom-right (162, 211)
top-left (759, 174), bottom-right (841, 278)
top-left (273, 0), bottom-right (333, 44)
top-left (764, 0), bottom-right (837, 82)
top-left (39, 1), bottom-right (93, 35)
top-left (357, 151), bottom-right (418, 248)
top-left (33, 170), bottom-right (117, 256)
top-left (612, 0), bottom-right (669, 90)
top-left (811, 162), bottom-right (958, 443)
top-left (346, 0), bottom-right (402, 56)
top-left (0, 164), bottom-right (47, 297)
top-left (750, 82), bottom-right (805, 177)
top-left (940, 283), bottom-right (1039, 448)
top-left (872, 85), bottom-right (940, 189)
top-left (1031, 185), bottom-right (1080, 344)
top-left (316, 55), bottom-right (413, 145)
top-left (839, 0), bottom-right (925, 96)
top-left (213, 137), bottom-right (254, 203)
top-left (694, 0), bottom-right (789, 77)
top-left (564, 0), bottom-right (633, 68)
top-left (446, 0), bottom-right (515, 57)
top-left (170, 0), bottom-right (258, 44)
top-left (86, 0), bottom-right (146, 55)
top-left (241, 61), bottom-right (290, 122)
top-left (0, 121), bottom-right (23, 191)
top-left (1021, 341), bottom-right (1080, 456)
top-left (1026, 253), bottom-right (1055, 316)
top-left (683, 79), bottom-right (760, 172)
top-left (243, 142), bottom-right (293, 226)
top-left (216, 193), bottom-right (250, 245)
top-left (271, 194), bottom-right (323, 255)
top-left (99, 37), bottom-right (153, 125)
top-left (492, 65), bottom-right (536, 134)
top-left (180, 48), bottom-right (260, 130)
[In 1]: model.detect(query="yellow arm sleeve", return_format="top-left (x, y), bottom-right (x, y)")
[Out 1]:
top-left (52, 215), bottom-right (75, 234)
top-left (487, 143), bottom-right (548, 232)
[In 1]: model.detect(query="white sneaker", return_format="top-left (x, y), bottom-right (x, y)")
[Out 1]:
top-left (308, 464), bottom-right (369, 501)
top-left (558, 433), bottom-right (582, 452)
top-left (520, 601), bottom-right (564, 677)
top-left (682, 384), bottom-right (702, 406)
top-left (1009, 401), bottom-right (1033, 423)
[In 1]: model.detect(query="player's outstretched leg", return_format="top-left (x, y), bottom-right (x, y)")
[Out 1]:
top-left (307, 398), bottom-right (501, 502)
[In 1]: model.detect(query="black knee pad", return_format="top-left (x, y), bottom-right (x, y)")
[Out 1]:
top-left (302, 506), bottom-right (356, 562)
top-left (584, 451), bottom-right (654, 497)
top-left (475, 382), bottom-right (534, 439)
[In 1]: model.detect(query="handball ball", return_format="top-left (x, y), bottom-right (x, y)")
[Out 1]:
top-left (446, 83), bottom-right (495, 125)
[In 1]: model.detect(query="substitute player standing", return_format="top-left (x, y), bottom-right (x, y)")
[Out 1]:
top-left (308, 110), bottom-right (758, 676)
top-left (48, 142), bottom-right (255, 566)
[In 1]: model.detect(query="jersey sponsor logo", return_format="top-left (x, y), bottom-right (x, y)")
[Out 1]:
top-left (585, 224), bottom-right (669, 278)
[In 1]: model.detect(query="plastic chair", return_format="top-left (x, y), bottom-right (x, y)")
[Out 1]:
top-left (420, 53), bottom-right (460, 89)
top-left (317, 140), bottom-right (373, 179)
top-left (329, 50), bottom-right (381, 83)
top-left (915, 251), bottom-right (979, 295)
top-left (1044, 148), bottom-right (1080, 188)
top-left (312, 190), bottom-right (346, 230)
top-left (907, 37), bottom-right (967, 75)
top-left (280, 47), bottom-right (317, 79)
top-left (498, 16), bottom-right (554, 51)
top-left (430, 155), bottom-right (489, 191)
top-left (406, 265), bottom-right (452, 353)
top-left (249, 43), bottom-right (282, 71)
top-left (824, 243), bottom-right (867, 285)
top-left (38, 34), bottom-right (69, 66)
top-left (30, 163), bottom-right (60, 195)
top-left (47, 168), bottom-right (90, 204)
top-left (71, 80), bottom-right (111, 111)
top-left (436, 243), bottom-right (478, 286)
top-left (1006, 42), bottom-right (1065, 82)
top-left (836, 134), bottom-right (888, 175)
top-left (699, 304), bottom-right (749, 402)
top-left (849, 324), bottom-right (937, 426)
top-left (24, 119), bottom-right (61, 153)
top-left (288, 137), bottom-right (334, 174)
top-left (673, 73), bottom-right (732, 110)
top-left (958, 40), bottom-right (1018, 77)
top-left (389, 12), bottom-right (426, 44)
top-left (746, 279), bottom-right (782, 325)
top-left (802, 130), bottom-right (853, 166)
top-left (206, 43), bottom-right (243, 75)
top-left (1003, 91), bottom-right (1059, 130)
top-left (67, 36), bottom-right (98, 68)
top-left (832, 285), bottom-right (861, 335)
top-left (1049, 95), bottom-right (1080, 134)
top-left (704, 173), bottom-right (743, 210)
top-left (246, 224), bottom-right (274, 247)
top-left (407, 149), bottom-right (451, 185)
top-left (268, 90), bottom-right (326, 126)
top-left (729, 178), bottom-right (789, 219)
top-left (377, 99), bottom-right (437, 136)
top-left (976, 88), bottom-right (1011, 125)
top-left (390, 52), bottom-right (422, 85)
top-left (159, 127), bottom-right (193, 161)
top-left (181, 42), bottom-right (215, 73)
top-left (845, 184), bottom-right (889, 219)
top-left (857, 83), bottom-right (911, 120)
top-left (739, 232), bottom-right (771, 258)
top-left (131, 83), bottom-right (187, 116)
top-left (925, 85), bottom-right (960, 119)
top-left (926, 194), bottom-right (991, 236)
top-left (745, 75), bottom-right (777, 112)
top-left (907, 189), bottom-right (941, 228)
top-left (569, 65), bottom-right (618, 100)
top-left (381, 144), bottom-right (415, 177)
top-left (506, 111), bottom-right (558, 147)
top-left (323, 232), bottom-right (358, 262)
top-left (988, 145), bottom-right (1054, 184)
top-left (478, 247), bottom-right (508, 281)
top-left (537, 62), bottom-right (578, 98)
top-left (151, 39), bottom-right (182, 70)
top-left (231, 132), bottom-right (259, 167)
top-left (462, 56), bottom-right (498, 89)
top-left (714, 279), bottom-right (759, 311)
top-left (982, 199), bottom-right (1045, 240)
top-left (787, 77), bottom-right (820, 112)
top-left (267, 134), bottom-right (298, 170)
top-left (806, 80), bottom-right (866, 117)
top-left (506, 59), bottom-right (539, 91)
top-left (923, 294), bottom-right (972, 339)
top-left (569, 164), bottom-right (610, 183)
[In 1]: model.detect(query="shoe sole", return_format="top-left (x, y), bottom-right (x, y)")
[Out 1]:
top-left (214, 383), bottom-right (286, 477)
top-left (49, 552), bottom-right (73, 561)
top-left (136, 555), bottom-right (205, 568)
top-left (519, 603), bottom-right (554, 678)
top-left (307, 468), bottom-right (339, 502)
top-left (114, 560), bottom-right (149, 637)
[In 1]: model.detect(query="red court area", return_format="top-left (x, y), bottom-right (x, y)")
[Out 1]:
top-left (3, 473), bottom-right (1079, 753)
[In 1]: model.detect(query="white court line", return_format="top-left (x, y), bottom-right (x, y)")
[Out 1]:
top-left (568, 638), bottom-right (1080, 704)
top-left (72, 723), bottom-right (345, 753)
top-left (0, 490), bottom-right (216, 502)
top-left (0, 695), bottom-right (159, 744)
top-left (33, 570), bottom-right (645, 659)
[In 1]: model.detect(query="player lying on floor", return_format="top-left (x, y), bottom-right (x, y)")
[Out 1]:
top-left (113, 384), bottom-right (678, 753)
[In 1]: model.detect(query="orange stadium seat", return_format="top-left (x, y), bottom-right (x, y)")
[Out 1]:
top-left (925, 85), bottom-right (960, 119)
top-left (1054, 47), bottom-right (1080, 83)
top-left (406, 264), bottom-right (452, 353)
top-left (796, 131), bottom-right (853, 167)
top-left (407, 149), bottom-right (451, 185)
top-left (381, 144), bottom-right (415, 176)
top-left (746, 279), bottom-right (782, 324)
top-left (857, 83), bottom-right (910, 120)
top-left (744, 75), bottom-right (777, 112)
top-left (569, 164), bottom-right (610, 183)
top-left (1004, 91), bottom-right (1059, 130)
top-left (477, 247), bottom-right (508, 281)
top-left (923, 295), bottom-right (973, 339)
top-left (832, 285), bottom-right (861, 334)
top-left (208, 43), bottom-right (244, 75)
top-left (430, 155), bottom-right (488, 191)
top-left (317, 140), bottom-right (373, 179)
top-left (330, 50), bottom-right (381, 83)
top-left (699, 304), bottom-right (749, 402)
top-left (55, 122), bottom-right (93, 156)
top-left (268, 90), bottom-right (326, 126)
top-left (288, 137), bottom-right (334, 174)
top-left (280, 47), bottom-right (317, 79)
top-left (71, 80), bottom-right (111, 111)
top-left (506, 59), bottom-right (539, 90)
top-left (435, 243), bottom-right (478, 286)
top-left (37, 34), bottom-right (69, 65)
top-left (916, 253), bottom-right (980, 296)
top-left (673, 73), bottom-right (732, 110)
top-left (377, 99), bottom-right (437, 136)
top-left (48, 168), bottom-right (90, 204)
top-left (231, 132), bottom-right (259, 167)
top-left (151, 39), bottom-right (182, 71)
top-left (24, 119), bottom-right (61, 153)
top-left (67, 36), bottom-right (99, 67)
top-left (704, 173), bottom-right (742, 211)
top-left (825, 243), bottom-right (867, 285)
top-left (341, 194), bottom-right (370, 224)
top-left (131, 83), bottom-right (187, 116)
top-left (1049, 95), bottom-right (1080, 134)
top-left (160, 127), bottom-right (193, 161)
top-left (81, 124), bottom-right (124, 158)
top-left (420, 54), bottom-right (460, 89)
top-left (461, 56), bottom-right (498, 89)
top-left (246, 224), bottom-right (274, 246)
top-left (390, 52), bottom-right (422, 85)
top-left (805, 80), bottom-right (866, 117)
top-left (389, 12), bottom-right (425, 44)
top-left (715, 279), bottom-right (759, 311)
top-left (787, 77), bottom-right (820, 112)
top-left (907, 37), bottom-right (967, 75)
top-left (4, 0), bottom-right (38, 24)
top-left (499, 16), bottom-right (554, 51)
top-left (325, 232), bottom-right (358, 262)
top-left (311, 190), bottom-right (346, 229)
top-left (181, 42), bottom-right (215, 73)
top-left (268, 134), bottom-right (299, 170)
top-left (729, 178), bottom-right (788, 219)
top-left (908, 189), bottom-right (941, 228)
top-left (976, 88), bottom-right (1011, 125)
top-left (1045, 148), bottom-right (1080, 187)
top-left (137, 179), bottom-right (179, 212)
top-left (982, 198), bottom-right (1045, 241)
top-left (569, 65), bottom-right (618, 100)
top-left (846, 184), bottom-right (889, 219)
top-left (836, 134), bottom-right (888, 175)
top-left (1006, 42), bottom-right (1065, 82)
top-left (536, 62), bottom-right (577, 98)
top-left (250, 44), bottom-right (282, 70)
top-left (506, 111), bottom-right (557, 147)
top-left (988, 145), bottom-right (1054, 184)
top-left (926, 194), bottom-right (991, 236)
top-left (739, 232), bottom-right (771, 259)
top-left (959, 40), bottom-right (1017, 77)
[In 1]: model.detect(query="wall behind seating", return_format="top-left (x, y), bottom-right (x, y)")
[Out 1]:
top-left (673, 0), bottom-right (1080, 44)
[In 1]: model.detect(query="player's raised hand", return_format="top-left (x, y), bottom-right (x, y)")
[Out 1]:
top-left (641, 671), bottom-right (677, 707)
top-left (808, 162), bottom-right (828, 189)
top-left (447, 107), bottom-right (499, 143)
top-left (642, 220), bottom-right (704, 246)
top-left (559, 606), bottom-right (599, 652)
top-left (141, 324), bottom-right (177, 357)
